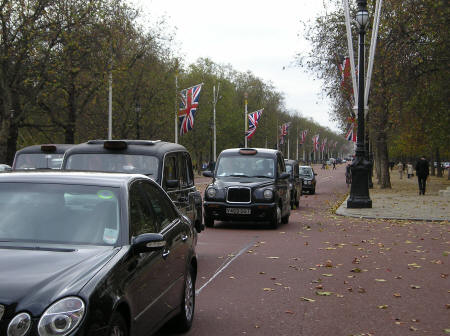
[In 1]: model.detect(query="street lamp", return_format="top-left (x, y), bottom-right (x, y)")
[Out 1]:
top-left (347, 0), bottom-right (372, 208)
top-left (135, 102), bottom-right (141, 139)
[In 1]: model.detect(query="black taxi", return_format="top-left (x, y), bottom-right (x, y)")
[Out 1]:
top-left (61, 140), bottom-right (204, 233)
top-left (12, 144), bottom-right (73, 170)
top-left (202, 148), bottom-right (291, 229)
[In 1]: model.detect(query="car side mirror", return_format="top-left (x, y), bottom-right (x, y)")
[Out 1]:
top-left (132, 233), bottom-right (166, 254)
top-left (203, 171), bottom-right (214, 178)
top-left (166, 179), bottom-right (179, 189)
top-left (279, 172), bottom-right (290, 180)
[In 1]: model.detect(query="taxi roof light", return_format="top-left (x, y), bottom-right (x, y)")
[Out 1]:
top-left (239, 148), bottom-right (257, 155)
top-left (41, 145), bottom-right (57, 153)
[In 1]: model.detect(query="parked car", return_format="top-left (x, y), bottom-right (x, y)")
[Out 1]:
top-left (299, 165), bottom-right (317, 194)
top-left (284, 159), bottom-right (302, 209)
top-left (0, 171), bottom-right (197, 335)
top-left (202, 148), bottom-right (291, 229)
top-left (61, 140), bottom-right (204, 233)
top-left (0, 164), bottom-right (11, 172)
top-left (12, 144), bottom-right (73, 170)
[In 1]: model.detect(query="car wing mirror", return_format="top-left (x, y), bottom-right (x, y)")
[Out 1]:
top-left (132, 233), bottom-right (166, 254)
top-left (166, 179), bottom-right (179, 189)
top-left (279, 172), bottom-right (290, 180)
top-left (202, 171), bottom-right (214, 178)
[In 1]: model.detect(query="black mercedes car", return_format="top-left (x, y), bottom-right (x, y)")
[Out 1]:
top-left (299, 165), bottom-right (317, 194)
top-left (0, 171), bottom-right (197, 336)
top-left (202, 148), bottom-right (291, 229)
top-left (13, 144), bottom-right (74, 170)
top-left (284, 159), bottom-right (302, 209)
top-left (61, 140), bottom-right (204, 233)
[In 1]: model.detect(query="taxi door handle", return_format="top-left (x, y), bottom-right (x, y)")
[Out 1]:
top-left (162, 250), bottom-right (170, 258)
top-left (181, 235), bottom-right (188, 242)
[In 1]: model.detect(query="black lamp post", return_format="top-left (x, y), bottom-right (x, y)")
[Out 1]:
top-left (347, 0), bottom-right (372, 208)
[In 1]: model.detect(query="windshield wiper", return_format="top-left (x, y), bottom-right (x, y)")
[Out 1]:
top-left (229, 174), bottom-right (249, 177)
top-left (250, 175), bottom-right (272, 178)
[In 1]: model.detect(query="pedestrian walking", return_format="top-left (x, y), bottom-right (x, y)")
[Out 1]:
top-left (415, 156), bottom-right (429, 195)
top-left (407, 163), bottom-right (413, 178)
top-left (397, 162), bottom-right (404, 179)
top-left (332, 161), bottom-right (336, 170)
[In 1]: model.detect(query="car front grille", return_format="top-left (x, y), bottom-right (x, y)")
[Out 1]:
top-left (227, 187), bottom-right (251, 203)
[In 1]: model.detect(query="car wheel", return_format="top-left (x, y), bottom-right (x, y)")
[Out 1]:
top-left (311, 187), bottom-right (315, 195)
top-left (108, 312), bottom-right (128, 336)
top-left (270, 205), bottom-right (281, 229)
top-left (172, 265), bottom-right (195, 332)
top-left (204, 215), bottom-right (214, 228)
top-left (281, 206), bottom-right (290, 224)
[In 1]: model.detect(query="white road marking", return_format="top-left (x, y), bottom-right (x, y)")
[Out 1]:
top-left (196, 241), bottom-right (254, 295)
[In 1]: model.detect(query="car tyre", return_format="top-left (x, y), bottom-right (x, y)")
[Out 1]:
top-left (172, 265), bottom-right (195, 332)
top-left (311, 187), bottom-right (315, 195)
top-left (108, 312), bottom-right (128, 336)
top-left (294, 192), bottom-right (300, 208)
top-left (270, 205), bottom-right (281, 229)
top-left (281, 206), bottom-right (290, 224)
top-left (204, 215), bottom-right (214, 228)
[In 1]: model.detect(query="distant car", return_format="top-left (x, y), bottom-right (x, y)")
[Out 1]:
top-left (0, 164), bottom-right (11, 171)
top-left (61, 140), bottom-right (204, 233)
top-left (12, 144), bottom-right (73, 170)
top-left (202, 148), bottom-right (291, 229)
top-left (0, 171), bottom-right (197, 335)
top-left (284, 159), bottom-right (302, 209)
top-left (299, 165), bottom-right (317, 194)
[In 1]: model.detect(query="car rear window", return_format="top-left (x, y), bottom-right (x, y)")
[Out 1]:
top-left (0, 182), bottom-right (121, 245)
top-left (65, 154), bottom-right (158, 177)
top-left (15, 154), bottom-right (64, 169)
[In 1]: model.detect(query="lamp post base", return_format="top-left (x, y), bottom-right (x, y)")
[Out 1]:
top-left (347, 156), bottom-right (372, 208)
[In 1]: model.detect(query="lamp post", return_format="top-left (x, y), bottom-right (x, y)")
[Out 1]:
top-left (347, 0), bottom-right (372, 208)
top-left (135, 101), bottom-right (141, 139)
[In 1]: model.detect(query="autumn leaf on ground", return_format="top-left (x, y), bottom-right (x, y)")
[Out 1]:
top-left (351, 268), bottom-right (362, 273)
top-left (377, 305), bottom-right (389, 309)
top-left (375, 279), bottom-right (387, 282)
top-left (322, 274), bottom-right (333, 277)
top-left (263, 288), bottom-right (275, 291)
top-left (300, 297), bottom-right (315, 302)
top-left (267, 257), bottom-right (279, 259)
top-left (285, 310), bottom-right (294, 314)
top-left (315, 291), bottom-right (333, 296)
top-left (410, 285), bottom-right (421, 289)
top-left (393, 293), bottom-right (401, 298)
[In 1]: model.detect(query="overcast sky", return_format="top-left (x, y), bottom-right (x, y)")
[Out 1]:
top-left (131, 0), bottom-right (339, 132)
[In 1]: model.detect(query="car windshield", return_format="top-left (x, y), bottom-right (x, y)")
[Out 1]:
top-left (65, 154), bottom-right (158, 176)
top-left (299, 167), bottom-right (313, 178)
top-left (15, 153), bottom-right (64, 169)
top-left (216, 156), bottom-right (274, 178)
top-left (0, 183), bottom-right (120, 245)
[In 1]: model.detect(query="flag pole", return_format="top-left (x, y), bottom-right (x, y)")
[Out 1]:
top-left (296, 127), bottom-right (299, 160)
top-left (244, 92), bottom-right (248, 147)
top-left (213, 83), bottom-right (220, 161)
top-left (343, 0), bottom-right (358, 109)
top-left (174, 72), bottom-right (178, 144)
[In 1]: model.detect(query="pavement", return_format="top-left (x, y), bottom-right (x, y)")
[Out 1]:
top-left (337, 169), bottom-right (450, 222)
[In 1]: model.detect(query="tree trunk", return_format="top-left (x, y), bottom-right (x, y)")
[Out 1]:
top-left (378, 133), bottom-right (391, 188)
top-left (435, 147), bottom-right (442, 177)
top-left (430, 151), bottom-right (435, 176)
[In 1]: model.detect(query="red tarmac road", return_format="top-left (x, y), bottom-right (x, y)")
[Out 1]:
top-left (158, 165), bottom-right (449, 336)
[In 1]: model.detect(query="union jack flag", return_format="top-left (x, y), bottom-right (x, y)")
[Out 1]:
top-left (312, 134), bottom-right (320, 152)
top-left (245, 109), bottom-right (264, 140)
top-left (300, 130), bottom-right (308, 144)
top-left (345, 126), bottom-right (357, 142)
top-left (321, 138), bottom-right (327, 152)
top-left (179, 83), bottom-right (203, 136)
top-left (279, 122), bottom-right (291, 145)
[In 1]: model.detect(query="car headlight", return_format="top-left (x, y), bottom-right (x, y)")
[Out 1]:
top-left (206, 188), bottom-right (217, 198)
top-left (38, 297), bottom-right (85, 336)
top-left (263, 189), bottom-right (273, 200)
top-left (8, 312), bottom-right (31, 336)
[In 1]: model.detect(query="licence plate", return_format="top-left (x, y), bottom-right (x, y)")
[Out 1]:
top-left (226, 208), bottom-right (251, 215)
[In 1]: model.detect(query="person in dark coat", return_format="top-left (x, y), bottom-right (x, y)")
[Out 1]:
top-left (415, 156), bottom-right (429, 195)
